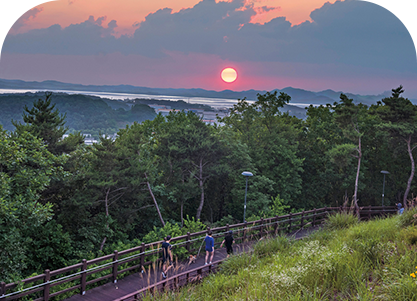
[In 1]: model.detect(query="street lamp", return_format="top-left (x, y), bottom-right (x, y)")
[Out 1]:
top-left (242, 171), bottom-right (253, 222)
top-left (381, 170), bottom-right (390, 207)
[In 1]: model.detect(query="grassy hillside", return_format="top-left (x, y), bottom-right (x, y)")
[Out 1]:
top-left (148, 210), bottom-right (417, 300)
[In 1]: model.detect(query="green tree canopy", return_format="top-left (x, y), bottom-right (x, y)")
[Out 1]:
top-left (12, 92), bottom-right (68, 155)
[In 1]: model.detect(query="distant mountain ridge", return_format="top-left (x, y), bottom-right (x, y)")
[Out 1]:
top-left (0, 78), bottom-right (404, 107)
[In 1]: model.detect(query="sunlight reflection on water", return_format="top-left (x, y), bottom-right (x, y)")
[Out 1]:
top-left (0, 89), bottom-right (313, 109)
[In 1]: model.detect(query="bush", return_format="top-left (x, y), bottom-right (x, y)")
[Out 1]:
top-left (400, 227), bottom-right (417, 245)
top-left (253, 235), bottom-right (290, 258)
top-left (141, 217), bottom-right (207, 260)
top-left (324, 212), bottom-right (358, 230)
top-left (398, 207), bottom-right (417, 228)
top-left (218, 251), bottom-right (253, 276)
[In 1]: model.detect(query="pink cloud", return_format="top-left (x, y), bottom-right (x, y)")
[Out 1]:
top-left (249, 6), bottom-right (281, 24)
top-left (0, 3), bottom-right (43, 33)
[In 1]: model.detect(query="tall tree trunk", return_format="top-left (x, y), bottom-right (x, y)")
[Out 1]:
top-left (404, 135), bottom-right (415, 208)
top-left (196, 158), bottom-right (205, 221)
top-left (181, 200), bottom-right (184, 227)
top-left (144, 173), bottom-right (165, 227)
top-left (100, 188), bottom-right (110, 251)
top-left (353, 136), bottom-right (361, 217)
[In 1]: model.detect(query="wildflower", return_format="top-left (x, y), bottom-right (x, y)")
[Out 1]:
top-left (411, 273), bottom-right (416, 278)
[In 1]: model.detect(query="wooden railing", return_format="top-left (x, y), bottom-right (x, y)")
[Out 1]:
top-left (0, 205), bottom-right (397, 301)
top-left (113, 259), bottom-right (224, 301)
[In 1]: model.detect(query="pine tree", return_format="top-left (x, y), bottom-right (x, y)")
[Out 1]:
top-left (376, 86), bottom-right (417, 206)
top-left (13, 92), bottom-right (67, 154)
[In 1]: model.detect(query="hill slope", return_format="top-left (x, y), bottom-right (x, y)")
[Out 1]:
top-left (148, 211), bottom-right (417, 300)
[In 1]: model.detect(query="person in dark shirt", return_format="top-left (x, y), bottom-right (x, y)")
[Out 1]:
top-left (220, 230), bottom-right (235, 257)
top-left (161, 235), bottom-right (173, 278)
top-left (204, 230), bottom-right (214, 265)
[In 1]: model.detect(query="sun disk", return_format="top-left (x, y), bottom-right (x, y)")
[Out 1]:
top-left (221, 68), bottom-right (237, 83)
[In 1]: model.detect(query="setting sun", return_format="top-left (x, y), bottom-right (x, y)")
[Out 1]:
top-left (221, 68), bottom-right (237, 83)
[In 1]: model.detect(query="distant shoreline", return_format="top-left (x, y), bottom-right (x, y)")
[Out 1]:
top-left (0, 88), bottom-right (244, 110)
top-left (0, 88), bottom-right (316, 109)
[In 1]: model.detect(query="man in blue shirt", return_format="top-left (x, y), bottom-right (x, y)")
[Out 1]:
top-left (204, 230), bottom-right (214, 265)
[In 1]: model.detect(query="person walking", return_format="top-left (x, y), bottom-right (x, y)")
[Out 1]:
top-left (161, 235), bottom-right (173, 278)
top-left (220, 230), bottom-right (235, 258)
top-left (397, 203), bottom-right (404, 215)
top-left (204, 230), bottom-right (214, 265)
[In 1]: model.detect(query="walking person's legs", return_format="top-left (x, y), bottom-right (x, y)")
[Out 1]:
top-left (162, 261), bottom-right (167, 278)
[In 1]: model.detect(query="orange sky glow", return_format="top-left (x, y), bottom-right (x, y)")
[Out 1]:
top-left (10, 0), bottom-right (337, 37)
top-left (2, 0), bottom-right (416, 97)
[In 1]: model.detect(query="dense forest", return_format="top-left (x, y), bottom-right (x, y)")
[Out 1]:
top-left (1, 86), bottom-right (417, 283)
top-left (0, 92), bottom-right (213, 137)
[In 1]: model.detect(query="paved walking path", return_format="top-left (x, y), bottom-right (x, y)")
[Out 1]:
top-left (66, 226), bottom-right (319, 301)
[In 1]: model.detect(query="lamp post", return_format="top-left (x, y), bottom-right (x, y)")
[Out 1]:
top-left (381, 170), bottom-right (390, 207)
top-left (242, 171), bottom-right (253, 222)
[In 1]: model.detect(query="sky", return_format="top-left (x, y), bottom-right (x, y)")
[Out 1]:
top-left (0, 0), bottom-right (416, 97)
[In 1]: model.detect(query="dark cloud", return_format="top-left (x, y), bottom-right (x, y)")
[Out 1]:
top-left (2, 0), bottom-right (416, 73)
top-left (130, 0), bottom-right (254, 57)
top-left (4, 16), bottom-right (120, 55)
top-left (0, 3), bottom-right (42, 33)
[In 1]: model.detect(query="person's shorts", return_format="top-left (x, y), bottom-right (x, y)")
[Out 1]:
top-left (205, 248), bottom-right (213, 252)
top-left (226, 246), bottom-right (233, 255)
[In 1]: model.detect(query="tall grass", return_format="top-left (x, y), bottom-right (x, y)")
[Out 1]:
top-left (142, 213), bottom-right (417, 300)
top-left (324, 212), bottom-right (358, 230)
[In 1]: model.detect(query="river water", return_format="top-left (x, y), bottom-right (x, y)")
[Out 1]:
top-left (0, 88), bottom-right (247, 109)
top-left (0, 88), bottom-right (315, 109)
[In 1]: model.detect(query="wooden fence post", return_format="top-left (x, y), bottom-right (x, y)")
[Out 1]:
top-left (80, 259), bottom-right (87, 295)
top-left (140, 243), bottom-right (146, 271)
top-left (175, 276), bottom-right (179, 289)
top-left (260, 218), bottom-right (264, 238)
top-left (274, 215), bottom-right (279, 235)
top-left (243, 222), bottom-right (247, 243)
top-left (112, 250), bottom-right (119, 283)
top-left (313, 209), bottom-right (316, 227)
top-left (288, 213), bottom-right (292, 233)
top-left (226, 224), bottom-right (230, 232)
top-left (300, 211), bottom-right (305, 229)
top-left (186, 232), bottom-right (191, 253)
top-left (1, 281), bottom-right (5, 297)
top-left (44, 269), bottom-right (50, 301)
top-left (368, 205), bottom-right (372, 219)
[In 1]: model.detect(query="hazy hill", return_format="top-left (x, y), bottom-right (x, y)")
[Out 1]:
top-left (0, 92), bottom-right (156, 133)
top-left (0, 78), bottom-right (406, 106)
top-left (0, 92), bottom-right (220, 136)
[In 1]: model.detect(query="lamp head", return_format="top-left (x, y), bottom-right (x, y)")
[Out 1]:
top-left (241, 171), bottom-right (253, 177)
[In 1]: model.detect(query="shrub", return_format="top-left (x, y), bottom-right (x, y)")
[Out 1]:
top-left (397, 207), bottom-right (417, 228)
top-left (400, 227), bottom-right (417, 245)
top-left (324, 212), bottom-right (358, 230)
top-left (253, 235), bottom-right (290, 258)
top-left (219, 252), bottom-right (253, 276)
